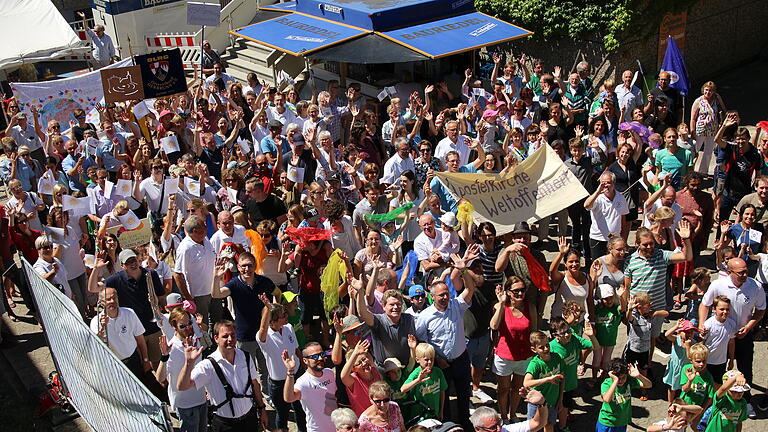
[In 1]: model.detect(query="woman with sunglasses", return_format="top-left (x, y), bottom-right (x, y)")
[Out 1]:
top-left (7, 211), bottom-right (42, 310)
top-left (357, 381), bottom-right (406, 432)
top-left (490, 276), bottom-right (536, 424)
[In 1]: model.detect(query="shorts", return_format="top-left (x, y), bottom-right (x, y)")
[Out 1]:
top-left (492, 354), bottom-right (531, 377)
top-left (596, 422), bottom-right (627, 432)
top-left (466, 333), bottom-right (491, 369)
top-left (624, 347), bottom-right (649, 371)
top-left (527, 403), bottom-right (557, 425)
top-left (713, 176), bottom-right (725, 196)
top-left (143, 330), bottom-right (162, 364)
top-left (650, 316), bottom-right (665, 339)
top-left (299, 292), bottom-right (326, 325)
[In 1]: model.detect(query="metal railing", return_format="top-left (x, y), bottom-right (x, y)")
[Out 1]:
top-left (23, 259), bottom-right (172, 432)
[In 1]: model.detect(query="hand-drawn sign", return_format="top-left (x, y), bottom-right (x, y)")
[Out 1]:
top-left (100, 65), bottom-right (145, 103)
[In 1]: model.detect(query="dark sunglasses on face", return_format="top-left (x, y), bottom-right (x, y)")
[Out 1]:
top-left (304, 352), bottom-right (324, 360)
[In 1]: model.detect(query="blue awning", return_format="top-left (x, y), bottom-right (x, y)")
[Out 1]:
top-left (377, 12), bottom-right (532, 59)
top-left (229, 13), bottom-right (368, 56)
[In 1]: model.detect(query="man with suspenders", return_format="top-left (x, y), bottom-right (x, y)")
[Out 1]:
top-left (177, 320), bottom-right (269, 431)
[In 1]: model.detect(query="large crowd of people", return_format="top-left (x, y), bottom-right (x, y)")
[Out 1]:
top-left (1, 41), bottom-right (767, 432)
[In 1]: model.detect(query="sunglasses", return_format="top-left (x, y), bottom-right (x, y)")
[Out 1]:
top-left (40, 244), bottom-right (53, 250)
top-left (304, 352), bottom-right (324, 360)
top-left (372, 397), bottom-right (390, 404)
top-left (152, 166), bottom-right (163, 170)
top-left (16, 218), bottom-right (28, 224)
top-left (509, 288), bottom-right (526, 295)
top-left (177, 321), bottom-right (192, 329)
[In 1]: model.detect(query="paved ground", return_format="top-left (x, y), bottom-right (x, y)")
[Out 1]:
top-left (1, 58), bottom-right (767, 431)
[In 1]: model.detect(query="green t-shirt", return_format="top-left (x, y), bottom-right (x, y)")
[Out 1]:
top-left (705, 393), bottom-right (747, 432)
top-left (385, 369), bottom-right (414, 420)
top-left (653, 147), bottom-right (693, 184)
top-left (595, 304), bottom-right (621, 347)
top-left (680, 364), bottom-right (715, 406)
top-left (524, 353), bottom-right (564, 406)
top-left (598, 377), bottom-right (641, 427)
top-left (549, 333), bottom-right (593, 392)
top-left (403, 365), bottom-right (447, 418)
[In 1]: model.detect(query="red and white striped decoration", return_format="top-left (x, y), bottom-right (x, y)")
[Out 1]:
top-left (146, 35), bottom-right (196, 48)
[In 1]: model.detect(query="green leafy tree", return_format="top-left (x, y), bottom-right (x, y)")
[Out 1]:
top-left (475, 0), bottom-right (696, 50)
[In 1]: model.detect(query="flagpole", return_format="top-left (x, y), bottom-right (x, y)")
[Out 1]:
top-left (636, 59), bottom-right (651, 96)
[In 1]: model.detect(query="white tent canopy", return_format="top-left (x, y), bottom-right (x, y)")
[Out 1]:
top-left (0, 0), bottom-right (88, 70)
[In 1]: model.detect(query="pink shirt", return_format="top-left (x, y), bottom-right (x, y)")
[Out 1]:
top-left (346, 369), bottom-right (382, 416)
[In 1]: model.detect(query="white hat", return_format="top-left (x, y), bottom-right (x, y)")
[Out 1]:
top-left (598, 284), bottom-right (615, 299)
top-left (439, 212), bottom-right (457, 229)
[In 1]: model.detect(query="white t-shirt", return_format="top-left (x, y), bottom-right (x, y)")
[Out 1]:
top-left (414, 229), bottom-right (459, 261)
top-left (503, 420), bottom-right (537, 432)
top-left (139, 177), bottom-right (167, 215)
top-left (754, 253), bottom-right (768, 285)
top-left (174, 236), bottom-right (216, 297)
top-left (294, 368), bottom-right (338, 432)
top-left (588, 192), bottom-right (629, 241)
top-left (191, 348), bottom-right (258, 418)
top-left (703, 316), bottom-right (737, 365)
top-left (702, 277), bottom-right (767, 329)
top-left (256, 323), bottom-right (299, 380)
top-left (165, 336), bottom-right (207, 410)
top-left (33, 258), bottom-right (72, 298)
top-left (210, 225), bottom-right (252, 255)
top-left (89, 307), bottom-right (145, 360)
top-left (159, 311), bottom-right (203, 341)
top-left (6, 192), bottom-right (44, 231)
top-left (434, 136), bottom-right (471, 166)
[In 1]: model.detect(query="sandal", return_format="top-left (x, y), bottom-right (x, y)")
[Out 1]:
top-left (7, 301), bottom-right (16, 309)
top-left (577, 363), bottom-right (587, 376)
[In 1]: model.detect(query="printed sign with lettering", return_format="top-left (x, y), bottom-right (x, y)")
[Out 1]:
top-left (135, 48), bottom-right (188, 98)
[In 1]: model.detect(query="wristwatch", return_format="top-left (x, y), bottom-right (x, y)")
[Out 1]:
top-left (143, 357), bottom-right (150, 362)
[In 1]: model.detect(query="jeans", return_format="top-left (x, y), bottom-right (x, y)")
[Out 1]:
top-left (269, 378), bottom-right (307, 431)
top-left (177, 403), bottom-right (208, 432)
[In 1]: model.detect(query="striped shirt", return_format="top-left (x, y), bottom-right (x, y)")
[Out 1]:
top-left (479, 243), bottom-right (504, 286)
top-left (625, 249), bottom-right (673, 310)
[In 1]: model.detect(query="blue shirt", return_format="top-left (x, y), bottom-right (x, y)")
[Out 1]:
top-left (96, 139), bottom-right (124, 172)
top-left (260, 135), bottom-right (290, 157)
top-left (61, 154), bottom-right (95, 193)
top-left (224, 275), bottom-right (276, 342)
top-left (0, 158), bottom-right (35, 191)
top-left (415, 296), bottom-right (470, 360)
top-left (429, 164), bottom-right (476, 214)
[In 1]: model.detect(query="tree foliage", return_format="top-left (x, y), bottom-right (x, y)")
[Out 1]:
top-left (475, 0), bottom-right (695, 51)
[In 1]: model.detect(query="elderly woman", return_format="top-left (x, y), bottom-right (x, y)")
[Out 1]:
top-left (690, 81), bottom-right (726, 174)
top-left (32, 237), bottom-right (74, 302)
top-left (358, 381), bottom-right (406, 432)
top-left (331, 408), bottom-right (360, 432)
top-left (5, 179), bottom-right (46, 231)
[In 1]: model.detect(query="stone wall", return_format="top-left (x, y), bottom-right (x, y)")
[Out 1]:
top-left (492, 0), bottom-right (768, 94)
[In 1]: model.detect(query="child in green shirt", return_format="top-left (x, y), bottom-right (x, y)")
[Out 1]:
top-left (592, 282), bottom-right (623, 385)
top-left (401, 342), bottom-right (447, 421)
top-left (704, 370), bottom-right (749, 432)
top-left (383, 335), bottom-right (417, 422)
top-left (549, 317), bottom-right (596, 431)
top-left (523, 331), bottom-right (565, 432)
top-left (596, 358), bottom-right (652, 432)
top-left (680, 343), bottom-right (715, 426)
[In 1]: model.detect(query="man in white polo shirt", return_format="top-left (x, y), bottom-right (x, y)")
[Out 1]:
top-left (210, 210), bottom-right (251, 254)
top-left (584, 171), bottom-right (629, 260)
top-left (89, 287), bottom-right (148, 378)
top-left (174, 215), bottom-right (216, 327)
top-left (414, 213), bottom-right (459, 273)
top-left (699, 258), bottom-right (765, 397)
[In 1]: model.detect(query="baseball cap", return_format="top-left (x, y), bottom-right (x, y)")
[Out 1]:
top-left (268, 119), bottom-right (283, 129)
top-left (166, 293), bottom-right (183, 308)
top-left (327, 171), bottom-right (342, 183)
top-left (17, 146), bottom-right (30, 156)
top-left (118, 249), bottom-right (138, 264)
top-left (722, 370), bottom-right (751, 392)
top-left (408, 285), bottom-right (426, 298)
top-left (677, 320), bottom-right (699, 333)
top-left (382, 357), bottom-right (404, 372)
top-left (598, 284), bottom-right (614, 299)
top-left (482, 109), bottom-right (499, 119)
top-left (305, 206), bottom-right (321, 221)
